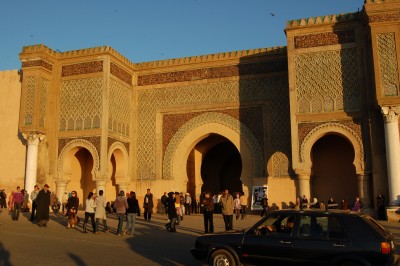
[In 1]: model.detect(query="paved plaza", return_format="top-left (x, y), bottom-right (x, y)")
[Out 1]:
top-left (1, 209), bottom-right (400, 266)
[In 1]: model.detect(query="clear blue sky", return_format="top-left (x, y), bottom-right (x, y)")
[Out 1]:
top-left (0, 0), bottom-right (364, 70)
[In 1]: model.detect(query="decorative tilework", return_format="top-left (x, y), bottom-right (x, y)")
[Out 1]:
top-left (62, 61), bottom-right (103, 77)
top-left (24, 76), bottom-right (36, 125)
top-left (22, 60), bottom-right (53, 71)
top-left (377, 33), bottom-right (399, 96)
top-left (110, 62), bottom-right (132, 85)
top-left (294, 29), bottom-right (355, 49)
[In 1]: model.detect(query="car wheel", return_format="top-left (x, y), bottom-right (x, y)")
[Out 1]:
top-left (210, 249), bottom-right (236, 266)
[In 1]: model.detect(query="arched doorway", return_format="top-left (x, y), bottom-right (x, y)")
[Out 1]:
top-left (186, 134), bottom-right (243, 196)
top-left (107, 144), bottom-right (129, 202)
top-left (311, 134), bottom-right (357, 204)
top-left (64, 147), bottom-right (96, 209)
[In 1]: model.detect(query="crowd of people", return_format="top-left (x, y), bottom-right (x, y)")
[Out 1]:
top-left (0, 184), bottom-right (390, 234)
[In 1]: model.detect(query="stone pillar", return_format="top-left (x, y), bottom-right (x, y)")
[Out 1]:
top-left (356, 173), bottom-right (371, 208)
top-left (297, 172), bottom-right (311, 201)
top-left (96, 180), bottom-right (107, 198)
top-left (381, 107), bottom-right (400, 204)
top-left (55, 180), bottom-right (69, 205)
top-left (117, 182), bottom-right (128, 195)
top-left (23, 133), bottom-right (44, 200)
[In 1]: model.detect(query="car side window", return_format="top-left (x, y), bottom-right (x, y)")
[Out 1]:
top-left (254, 214), bottom-right (295, 236)
top-left (296, 215), bottom-right (327, 239)
top-left (328, 217), bottom-right (347, 240)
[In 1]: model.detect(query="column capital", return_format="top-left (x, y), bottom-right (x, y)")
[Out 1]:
top-left (381, 106), bottom-right (400, 123)
top-left (22, 132), bottom-right (46, 144)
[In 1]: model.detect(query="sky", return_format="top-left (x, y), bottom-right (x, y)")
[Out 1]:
top-left (0, 0), bottom-right (364, 70)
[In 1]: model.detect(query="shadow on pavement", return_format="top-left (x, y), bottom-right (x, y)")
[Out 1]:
top-left (67, 252), bottom-right (88, 266)
top-left (125, 221), bottom-right (203, 266)
top-left (0, 243), bottom-right (12, 266)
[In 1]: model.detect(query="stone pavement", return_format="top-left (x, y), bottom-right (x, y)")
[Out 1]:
top-left (0, 209), bottom-right (399, 266)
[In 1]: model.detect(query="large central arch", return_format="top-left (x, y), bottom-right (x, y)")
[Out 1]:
top-left (163, 112), bottom-right (264, 195)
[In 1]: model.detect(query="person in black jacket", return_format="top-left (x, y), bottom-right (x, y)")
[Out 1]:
top-left (35, 184), bottom-right (51, 227)
top-left (165, 192), bottom-right (178, 232)
top-left (125, 191), bottom-right (140, 236)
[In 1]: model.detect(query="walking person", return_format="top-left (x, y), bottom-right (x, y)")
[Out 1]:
top-left (114, 190), bottom-right (128, 236)
top-left (11, 186), bottom-right (24, 221)
top-left (35, 184), bottom-right (51, 227)
top-left (160, 192), bottom-right (167, 215)
top-left (95, 190), bottom-right (109, 233)
top-left (143, 188), bottom-right (154, 221)
top-left (83, 192), bottom-right (96, 233)
top-left (165, 192), bottom-right (177, 232)
top-left (185, 193), bottom-right (192, 215)
top-left (260, 194), bottom-right (268, 217)
top-left (66, 191), bottom-right (79, 229)
top-left (175, 192), bottom-right (182, 224)
top-left (30, 185), bottom-right (40, 222)
top-left (233, 193), bottom-right (241, 220)
top-left (219, 189), bottom-right (234, 231)
top-left (377, 193), bottom-right (386, 220)
top-left (201, 192), bottom-right (214, 234)
top-left (239, 193), bottom-right (247, 219)
top-left (125, 191), bottom-right (140, 236)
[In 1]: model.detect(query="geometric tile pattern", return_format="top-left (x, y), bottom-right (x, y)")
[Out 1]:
top-left (295, 48), bottom-right (361, 113)
top-left (377, 32), bottom-right (399, 96)
top-left (39, 78), bottom-right (48, 127)
top-left (24, 76), bottom-right (36, 125)
top-left (59, 77), bottom-right (103, 131)
top-left (108, 78), bottom-right (131, 136)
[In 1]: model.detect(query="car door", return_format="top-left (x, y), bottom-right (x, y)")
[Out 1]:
top-left (292, 214), bottom-right (351, 265)
top-left (241, 213), bottom-right (296, 264)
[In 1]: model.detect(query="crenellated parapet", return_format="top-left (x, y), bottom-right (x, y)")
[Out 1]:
top-left (286, 12), bottom-right (360, 28)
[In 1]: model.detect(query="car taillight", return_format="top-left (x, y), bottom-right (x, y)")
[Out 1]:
top-left (381, 242), bottom-right (391, 254)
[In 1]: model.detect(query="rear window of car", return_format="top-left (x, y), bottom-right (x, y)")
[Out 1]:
top-left (341, 216), bottom-right (381, 241)
top-left (362, 216), bottom-right (391, 239)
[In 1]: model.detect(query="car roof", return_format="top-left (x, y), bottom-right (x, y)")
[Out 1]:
top-left (270, 209), bottom-right (366, 218)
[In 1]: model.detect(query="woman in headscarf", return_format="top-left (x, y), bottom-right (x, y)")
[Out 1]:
top-left (66, 191), bottom-right (79, 229)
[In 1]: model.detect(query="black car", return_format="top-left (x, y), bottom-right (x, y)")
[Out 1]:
top-left (191, 209), bottom-right (399, 266)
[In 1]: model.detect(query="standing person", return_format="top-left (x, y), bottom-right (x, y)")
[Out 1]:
top-left (125, 191), bottom-right (140, 236)
top-left (160, 192), bottom-right (167, 215)
top-left (66, 191), bottom-right (79, 229)
top-left (377, 193), bottom-right (387, 220)
top-left (219, 189), bottom-right (234, 231)
top-left (351, 196), bottom-right (362, 212)
top-left (233, 193), bottom-right (241, 220)
top-left (83, 192), bottom-right (96, 233)
top-left (165, 192), bottom-right (177, 232)
top-left (340, 199), bottom-right (349, 211)
top-left (239, 193), bottom-right (247, 219)
top-left (327, 196), bottom-right (337, 209)
top-left (8, 191), bottom-right (14, 214)
top-left (114, 190), bottom-right (128, 236)
top-left (95, 190), bottom-right (109, 233)
top-left (201, 192), bottom-right (214, 234)
top-left (260, 194), bottom-right (269, 217)
top-left (30, 185), bottom-right (40, 222)
top-left (22, 189), bottom-right (30, 211)
top-left (302, 194), bottom-right (309, 208)
top-left (0, 189), bottom-right (6, 209)
top-left (185, 193), bottom-right (192, 215)
top-left (12, 186), bottom-right (24, 221)
top-left (143, 188), bottom-right (154, 221)
top-left (180, 192), bottom-right (185, 220)
top-left (35, 184), bottom-right (51, 227)
top-left (175, 192), bottom-right (182, 224)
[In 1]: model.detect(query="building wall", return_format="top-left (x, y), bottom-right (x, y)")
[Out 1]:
top-left (0, 70), bottom-right (26, 192)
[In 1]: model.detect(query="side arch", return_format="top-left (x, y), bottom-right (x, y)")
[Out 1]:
top-left (108, 141), bottom-right (130, 181)
top-left (300, 122), bottom-right (364, 174)
top-left (57, 139), bottom-right (100, 180)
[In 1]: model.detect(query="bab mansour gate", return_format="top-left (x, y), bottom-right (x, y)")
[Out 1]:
top-left (1, 0), bottom-right (400, 220)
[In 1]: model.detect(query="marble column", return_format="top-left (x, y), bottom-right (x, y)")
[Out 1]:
top-left (381, 107), bottom-right (400, 204)
top-left (55, 180), bottom-right (69, 205)
top-left (23, 133), bottom-right (44, 200)
top-left (297, 172), bottom-right (311, 201)
top-left (356, 173), bottom-right (371, 208)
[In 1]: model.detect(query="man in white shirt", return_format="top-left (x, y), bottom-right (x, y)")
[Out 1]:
top-left (30, 185), bottom-right (39, 222)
